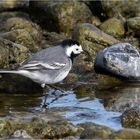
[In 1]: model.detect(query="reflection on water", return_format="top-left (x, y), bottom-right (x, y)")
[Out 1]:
top-left (0, 93), bottom-right (41, 115)
top-left (47, 92), bottom-right (121, 130)
top-left (96, 83), bottom-right (140, 112)
top-left (0, 83), bottom-right (140, 130)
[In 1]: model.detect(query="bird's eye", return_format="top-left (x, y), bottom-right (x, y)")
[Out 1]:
top-left (76, 48), bottom-right (79, 51)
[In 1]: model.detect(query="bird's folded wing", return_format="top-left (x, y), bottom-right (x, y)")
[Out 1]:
top-left (19, 61), bottom-right (66, 70)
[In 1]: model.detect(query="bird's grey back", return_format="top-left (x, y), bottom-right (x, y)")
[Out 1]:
top-left (22, 45), bottom-right (68, 64)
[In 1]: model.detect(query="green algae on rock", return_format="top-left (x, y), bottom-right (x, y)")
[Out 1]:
top-left (99, 18), bottom-right (125, 38)
top-left (126, 17), bottom-right (140, 37)
top-left (80, 123), bottom-right (114, 139)
top-left (101, 0), bottom-right (140, 18)
top-left (29, 1), bottom-right (92, 36)
top-left (0, 17), bottom-right (43, 51)
top-left (0, 37), bottom-right (29, 68)
top-left (121, 107), bottom-right (140, 130)
top-left (0, 0), bottom-right (29, 12)
top-left (0, 115), bottom-right (81, 139)
top-left (73, 23), bottom-right (119, 60)
top-left (111, 129), bottom-right (140, 139)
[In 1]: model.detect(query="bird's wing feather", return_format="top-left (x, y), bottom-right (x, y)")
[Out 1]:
top-left (19, 61), bottom-right (66, 70)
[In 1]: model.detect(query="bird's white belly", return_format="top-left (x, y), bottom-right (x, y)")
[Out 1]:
top-left (30, 70), bottom-right (70, 84)
top-left (53, 69), bottom-right (70, 83)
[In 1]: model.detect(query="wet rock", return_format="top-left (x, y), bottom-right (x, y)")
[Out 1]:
top-left (71, 54), bottom-right (93, 77)
top-left (99, 18), bottom-right (125, 38)
top-left (41, 122), bottom-right (79, 139)
top-left (0, 17), bottom-right (42, 51)
top-left (0, 120), bottom-right (14, 138)
top-left (42, 31), bottom-right (66, 46)
top-left (111, 129), bottom-right (140, 139)
top-left (94, 43), bottom-right (140, 81)
top-left (80, 123), bottom-right (140, 139)
top-left (94, 74), bottom-right (123, 90)
top-left (64, 73), bottom-right (79, 85)
top-left (91, 16), bottom-right (101, 26)
top-left (0, 113), bottom-right (81, 139)
top-left (101, 0), bottom-right (140, 18)
top-left (98, 84), bottom-right (140, 112)
top-left (121, 107), bottom-right (140, 129)
top-left (0, 11), bottom-right (29, 25)
top-left (29, 1), bottom-right (92, 36)
top-left (73, 23), bottom-right (119, 60)
top-left (74, 84), bottom-right (95, 99)
top-left (0, 0), bottom-right (29, 12)
top-left (12, 130), bottom-right (32, 139)
top-left (80, 123), bottom-right (113, 139)
top-left (0, 37), bottom-right (29, 68)
top-left (126, 17), bottom-right (140, 37)
top-left (0, 74), bottom-right (42, 93)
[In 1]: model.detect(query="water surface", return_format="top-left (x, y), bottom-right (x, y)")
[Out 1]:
top-left (0, 83), bottom-right (140, 130)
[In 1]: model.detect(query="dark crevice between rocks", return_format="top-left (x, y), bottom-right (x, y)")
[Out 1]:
top-left (85, 1), bottom-right (107, 22)
top-left (28, 1), bottom-right (59, 33)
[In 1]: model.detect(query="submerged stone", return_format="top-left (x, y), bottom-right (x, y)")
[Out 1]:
top-left (80, 123), bottom-right (114, 139)
top-left (111, 129), bottom-right (140, 139)
top-left (121, 107), bottom-right (140, 130)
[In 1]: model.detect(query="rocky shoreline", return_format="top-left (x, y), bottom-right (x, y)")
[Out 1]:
top-left (0, 0), bottom-right (140, 139)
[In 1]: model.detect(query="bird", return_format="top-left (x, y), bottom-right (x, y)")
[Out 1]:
top-left (0, 39), bottom-right (83, 107)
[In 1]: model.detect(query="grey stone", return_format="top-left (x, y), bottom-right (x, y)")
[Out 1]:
top-left (94, 43), bottom-right (140, 81)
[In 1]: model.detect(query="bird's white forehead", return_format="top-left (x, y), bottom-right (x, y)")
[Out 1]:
top-left (66, 44), bottom-right (82, 57)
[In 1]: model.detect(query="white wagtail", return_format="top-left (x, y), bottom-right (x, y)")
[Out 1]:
top-left (0, 39), bottom-right (83, 87)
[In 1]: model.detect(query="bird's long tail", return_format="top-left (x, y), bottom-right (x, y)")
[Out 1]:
top-left (0, 70), bottom-right (31, 79)
top-left (0, 70), bottom-right (20, 74)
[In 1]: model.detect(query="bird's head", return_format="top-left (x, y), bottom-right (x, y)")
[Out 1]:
top-left (61, 39), bottom-right (83, 60)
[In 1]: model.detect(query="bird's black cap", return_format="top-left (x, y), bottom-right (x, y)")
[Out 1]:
top-left (61, 39), bottom-right (79, 47)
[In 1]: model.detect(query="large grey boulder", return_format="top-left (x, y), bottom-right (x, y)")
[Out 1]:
top-left (94, 43), bottom-right (140, 81)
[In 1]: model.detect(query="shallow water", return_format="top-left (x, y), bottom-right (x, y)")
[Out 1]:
top-left (0, 83), bottom-right (140, 130)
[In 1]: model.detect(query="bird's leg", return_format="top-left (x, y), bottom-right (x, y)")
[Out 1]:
top-left (48, 84), bottom-right (65, 95)
top-left (41, 84), bottom-right (68, 108)
top-left (41, 84), bottom-right (50, 108)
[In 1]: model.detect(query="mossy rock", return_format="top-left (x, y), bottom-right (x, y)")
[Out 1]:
top-left (101, 0), bottom-right (140, 18)
top-left (99, 18), bottom-right (125, 38)
top-left (121, 107), bottom-right (140, 130)
top-left (0, 0), bottom-right (29, 12)
top-left (72, 23), bottom-right (119, 60)
top-left (0, 37), bottom-right (30, 68)
top-left (0, 17), bottom-right (43, 51)
top-left (126, 17), bottom-right (140, 37)
top-left (80, 123), bottom-right (113, 139)
top-left (29, 1), bottom-right (92, 36)
top-left (111, 129), bottom-right (140, 139)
